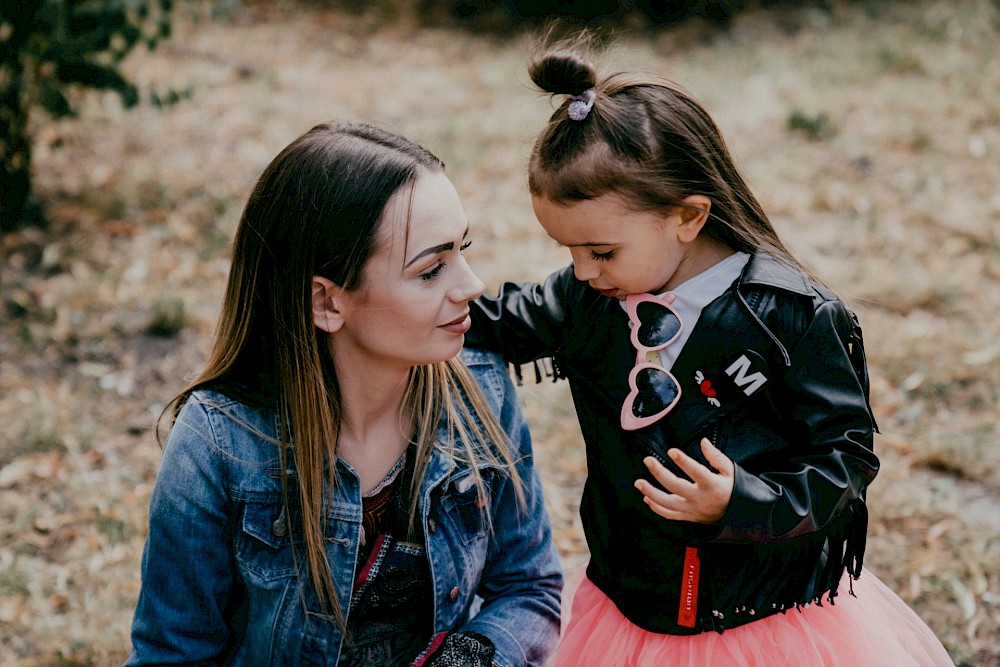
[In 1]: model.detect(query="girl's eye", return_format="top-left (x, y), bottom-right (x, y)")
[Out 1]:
top-left (591, 250), bottom-right (615, 261)
top-left (460, 240), bottom-right (472, 252)
top-left (420, 263), bottom-right (446, 281)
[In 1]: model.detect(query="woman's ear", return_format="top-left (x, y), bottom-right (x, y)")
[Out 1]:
top-left (312, 275), bottom-right (345, 333)
top-left (676, 195), bottom-right (712, 243)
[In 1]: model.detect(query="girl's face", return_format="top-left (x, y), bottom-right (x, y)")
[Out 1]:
top-left (532, 192), bottom-right (710, 298)
top-left (329, 170), bottom-right (485, 370)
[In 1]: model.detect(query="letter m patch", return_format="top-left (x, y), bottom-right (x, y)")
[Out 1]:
top-left (725, 354), bottom-right (767, 396)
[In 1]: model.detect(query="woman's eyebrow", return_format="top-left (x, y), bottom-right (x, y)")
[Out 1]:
top-left (404, 242), bottom-right (453, 268)
top-left (403, 226), bottom-right (470, 268)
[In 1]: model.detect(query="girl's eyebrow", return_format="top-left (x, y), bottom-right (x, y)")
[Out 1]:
top-left (550, 236), bottom-right (615, 248)
top-left (404, 226), bottom-right (469, 268)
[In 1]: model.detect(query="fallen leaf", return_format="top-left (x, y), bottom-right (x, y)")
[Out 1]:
top-left (0, 453), bottom-right (63, 489)
top-left (949, 576), bottom-right (977, 621)
top-left (962, 342), bottom-right (1000, 366)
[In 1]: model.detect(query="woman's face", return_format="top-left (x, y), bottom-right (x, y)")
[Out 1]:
top-left (330, 170), bottom-right (485, 370)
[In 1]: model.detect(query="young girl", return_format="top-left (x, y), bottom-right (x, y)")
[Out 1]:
top-left (126, 122), bottom-right (562, 666)
top-left (467, 45), bottom-right (953, 666)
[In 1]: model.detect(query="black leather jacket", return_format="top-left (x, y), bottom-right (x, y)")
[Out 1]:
top-left (467, 252), bottom-right (879, 635)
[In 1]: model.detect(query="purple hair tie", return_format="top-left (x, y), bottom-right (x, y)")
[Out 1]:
top-left (567, 88), bottom-right (596, 121)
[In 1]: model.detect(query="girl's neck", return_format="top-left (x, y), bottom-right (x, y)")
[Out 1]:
top-left (664, 235), bottom-right (737, 292)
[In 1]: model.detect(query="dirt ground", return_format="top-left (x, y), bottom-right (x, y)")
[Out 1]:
top-left (1, 1), bottom-right (998, 664)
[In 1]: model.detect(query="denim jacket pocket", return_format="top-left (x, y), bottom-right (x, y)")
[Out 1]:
top-left (439, 473), bottom-right (492, 546)
top-left (236, 500), bottom-right (300, 582)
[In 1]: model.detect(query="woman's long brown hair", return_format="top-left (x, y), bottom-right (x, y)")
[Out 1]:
top-left (158, 121), bottom-right (522, 629)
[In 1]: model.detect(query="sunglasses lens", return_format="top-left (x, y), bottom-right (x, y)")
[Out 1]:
top-left (631, 367), bottom-right (681, 418)
top-left (635, 301), bottom-right (681, 348)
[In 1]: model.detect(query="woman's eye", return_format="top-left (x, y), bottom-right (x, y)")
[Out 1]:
top-left (591, 250), bottom-right (615, 261)
top-left (420, 263), bottom-right (446, 281)
top-left (460, 240), bottom-right (472, 252)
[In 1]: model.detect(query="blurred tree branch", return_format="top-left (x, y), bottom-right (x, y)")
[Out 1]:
top-left (1, 0), bottom-right (175, 232)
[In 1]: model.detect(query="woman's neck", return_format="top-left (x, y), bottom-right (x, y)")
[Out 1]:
top-left (330, 350), bottom-right (414, 493)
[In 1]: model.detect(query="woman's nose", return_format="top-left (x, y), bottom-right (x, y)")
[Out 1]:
top-left (452, 257), bottom-right (485, 302)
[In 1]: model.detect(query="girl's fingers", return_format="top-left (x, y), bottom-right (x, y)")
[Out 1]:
top-left (665, 439), bottom-right (734, 484)
top-left (642, 456), bottom-right (695, 496)
top-left (635, 477), bottom-right (692, 521)
top-left (642, 496), bottom-right (684, 521)
top-left (634, 478), bottom-right (680, 510)
top-left (665, 446), bottom-right (716, 485)
top-left (700, 438), bottom-right (735, 476)
top-left (636, 440), bottom-right (735, 524)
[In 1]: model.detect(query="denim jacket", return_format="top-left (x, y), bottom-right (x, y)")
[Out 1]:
top-left (126, 348), bottom-right (562, 666)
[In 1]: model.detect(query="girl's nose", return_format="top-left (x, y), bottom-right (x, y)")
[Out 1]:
top-left (572, 256), bottom-right (599, 282)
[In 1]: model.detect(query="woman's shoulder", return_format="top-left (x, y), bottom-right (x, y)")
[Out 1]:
top-left (170, 388), bottom-right (282, 463)
top-left (181, 388), bottom-right (276, 423)
top-left (458, 347), bottom-right (533, 459)
top-left (460, 347), bottom-right (510, 395)
top-left (460, 346), bottom-right (507, 372)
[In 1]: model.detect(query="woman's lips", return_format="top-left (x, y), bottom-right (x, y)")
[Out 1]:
top-left (440, 313), bottom-right (471, 334)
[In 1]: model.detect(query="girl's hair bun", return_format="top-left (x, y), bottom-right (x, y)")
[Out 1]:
top-left (529, 49), bottom-right (597, 97)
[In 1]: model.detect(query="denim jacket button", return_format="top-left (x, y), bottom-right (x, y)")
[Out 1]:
top-left (272, 516), bottom-right (287, 538)
top-left (449, 586), bottom-right (459, 601)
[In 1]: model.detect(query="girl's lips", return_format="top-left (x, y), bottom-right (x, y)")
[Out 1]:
top-left (597, 288), bottom-right (619, 298)
top-left (440, 314), bottom-right (471, 335)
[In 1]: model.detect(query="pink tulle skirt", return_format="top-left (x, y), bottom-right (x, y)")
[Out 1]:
top-left (555, 566), bottom-right (954, 667)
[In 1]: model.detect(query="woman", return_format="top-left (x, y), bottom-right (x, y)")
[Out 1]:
top-left (125, 122), bottom-right (562, 666)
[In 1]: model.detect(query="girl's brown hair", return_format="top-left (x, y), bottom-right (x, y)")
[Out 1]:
top-left (159, 121), bottom-right (522, 629)
top-left (527, 38), bottom-right (805, 269)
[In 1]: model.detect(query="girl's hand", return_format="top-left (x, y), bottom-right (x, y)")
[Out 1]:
top-left (634, 438), bottom-right (735, 524)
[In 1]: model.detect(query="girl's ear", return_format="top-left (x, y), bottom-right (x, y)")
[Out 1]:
top-left (312, 275), bottom-right (345, 333)
top-left (675, 195), bottom-right (712, 243)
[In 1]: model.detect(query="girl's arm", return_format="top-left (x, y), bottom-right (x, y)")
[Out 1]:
top-left (716, 299), bottom-right (878, 543)
top-left (458, 350), bottom-right (563, 667)
top-left (126, 400), bottom-right (236, 665)
top-left (466, 265), bottom-right (580, 365)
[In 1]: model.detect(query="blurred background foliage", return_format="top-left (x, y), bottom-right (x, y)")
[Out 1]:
top-left (1, 0), bottom-right (999, 664)
top-left (339, 0), bottom-right (793, 30)
top-left (1, 0), bottom-right (174, 231)
top-left (2, 0), bottom-right (881, 233)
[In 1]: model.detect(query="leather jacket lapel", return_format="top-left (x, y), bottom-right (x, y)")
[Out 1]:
top-left (655, 289), bottom-right (784, 457)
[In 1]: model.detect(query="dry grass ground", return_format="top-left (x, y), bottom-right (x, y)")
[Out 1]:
top-left (1, 0), bottom-right (998, 664)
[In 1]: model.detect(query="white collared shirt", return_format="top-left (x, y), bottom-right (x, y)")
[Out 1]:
top-left (622, 251), bottom-right (750, 370)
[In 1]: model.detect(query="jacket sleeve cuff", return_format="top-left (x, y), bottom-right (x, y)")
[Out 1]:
top-left (703, 463), bottom-right (780, 543)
